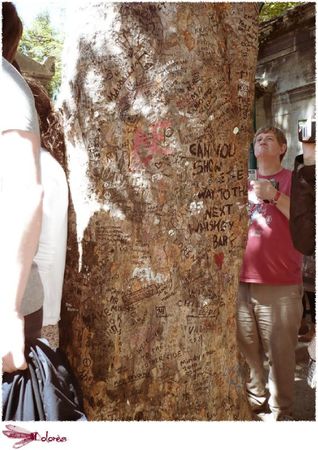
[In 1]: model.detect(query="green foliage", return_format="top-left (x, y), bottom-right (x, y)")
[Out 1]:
top-left (259, 2), bottom-right (304, 22)
top-left (19, 12), bottom-right (63, 99)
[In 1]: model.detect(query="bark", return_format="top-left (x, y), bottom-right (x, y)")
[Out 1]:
top-left (60, 2), bottom-right (259, 420)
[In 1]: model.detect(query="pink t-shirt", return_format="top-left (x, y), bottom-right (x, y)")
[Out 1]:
top-left (240, 168), bottom-right (303, 285)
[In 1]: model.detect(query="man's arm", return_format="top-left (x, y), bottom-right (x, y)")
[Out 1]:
top-left (250, 179), bottom-right (290, 219)
top-left (289, 147), bottom-right (315, 256)
top-left (0, 130), bottom-right (43, 372)
top-left (270, 191), bottom-right (290, 219)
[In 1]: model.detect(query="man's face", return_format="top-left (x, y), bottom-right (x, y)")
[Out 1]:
top-left (254, 132), bottom-right (286, 162)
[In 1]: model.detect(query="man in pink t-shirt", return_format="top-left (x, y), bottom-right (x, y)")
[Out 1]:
top-left (237, 127), bottom-right (303, 421)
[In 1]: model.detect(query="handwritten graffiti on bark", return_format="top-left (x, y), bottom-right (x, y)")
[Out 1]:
top-left (130, 120), bottom-right (174, 169)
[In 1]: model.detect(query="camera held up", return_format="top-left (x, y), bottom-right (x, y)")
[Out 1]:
top-left (298, 119), bottom-right (316, 144)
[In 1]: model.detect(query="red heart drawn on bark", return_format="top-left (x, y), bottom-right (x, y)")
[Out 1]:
top-left (214, 252), bottom-right (224, 270)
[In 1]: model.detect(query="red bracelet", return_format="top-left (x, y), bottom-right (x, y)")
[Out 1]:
top-left (271, 190), bottom-right (281, 205)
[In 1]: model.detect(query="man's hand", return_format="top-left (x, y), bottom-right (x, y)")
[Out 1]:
top-left (1, 314), bottom-right (27, 373)
top-left (302, 143), bottom-right (315, 165)
top-left (250, 179), bottom-right (277, 202)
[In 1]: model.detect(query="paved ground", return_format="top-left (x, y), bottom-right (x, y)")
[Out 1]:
top-left (294, 339), bottom-right (315, 421)
top-left (253, 336), bottom-right (316, 421)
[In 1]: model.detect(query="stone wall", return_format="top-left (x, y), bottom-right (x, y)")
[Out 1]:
top-left (255, 3), bottom-right (315, 169)
top-left (15, 51), bottom-right (55, 91)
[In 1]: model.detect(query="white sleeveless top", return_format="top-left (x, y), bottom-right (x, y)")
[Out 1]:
top-left (2, 59), bottom-right (68, 324)
top-left (33, 149), bottom-right (68, 325)
top-left (2, 58), bottom-right (43, 317)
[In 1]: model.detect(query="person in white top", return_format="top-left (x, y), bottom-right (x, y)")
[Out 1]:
top-left (1, 3), bottom-right (43, 373)
top-left (27, 78), bottom-right (69, 344)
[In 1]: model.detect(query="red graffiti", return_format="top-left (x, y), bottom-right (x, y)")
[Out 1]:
top-left (214, 252), bottom-right (224, 270)
top-left (132, 120), bottom-right (173, 168)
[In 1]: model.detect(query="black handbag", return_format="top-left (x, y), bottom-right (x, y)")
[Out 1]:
top-left (2, 338), bottom-right (87, 421)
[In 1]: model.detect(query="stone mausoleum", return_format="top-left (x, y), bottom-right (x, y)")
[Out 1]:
top-left (255, 2), bottom-right (315, 169)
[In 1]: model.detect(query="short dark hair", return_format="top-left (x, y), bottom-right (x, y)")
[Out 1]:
top-left (254, 126), bottom-right (287, 161)
top-left (2, 2), bottom-right (23, 62)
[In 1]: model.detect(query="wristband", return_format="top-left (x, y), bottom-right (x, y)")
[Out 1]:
top-left (271, 190), bottom-right (281, 205)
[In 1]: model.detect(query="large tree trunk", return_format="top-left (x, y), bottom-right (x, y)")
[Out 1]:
top-left (60, 2), bottom-right (259, 420)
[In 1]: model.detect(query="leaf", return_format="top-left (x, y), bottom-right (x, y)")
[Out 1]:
top-left (259, 2), bottom-right (303, 22)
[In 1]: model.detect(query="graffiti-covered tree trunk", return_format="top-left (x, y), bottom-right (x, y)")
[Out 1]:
top-left (60, 2), bottom-right (259, 420)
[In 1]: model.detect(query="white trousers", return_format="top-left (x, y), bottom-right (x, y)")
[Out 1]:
top-left (237, 283), bottom-right (303, 419)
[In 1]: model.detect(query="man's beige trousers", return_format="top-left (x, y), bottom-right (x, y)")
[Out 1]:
top-left (237, 282), bottom-right (303, 419)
